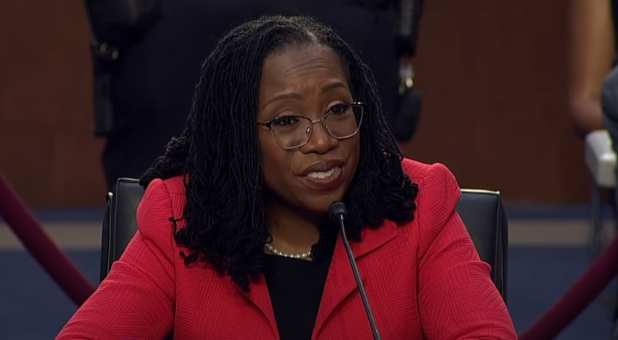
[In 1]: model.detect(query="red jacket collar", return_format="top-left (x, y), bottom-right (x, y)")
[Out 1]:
top-left (243, 219), bottom-right (400, 339)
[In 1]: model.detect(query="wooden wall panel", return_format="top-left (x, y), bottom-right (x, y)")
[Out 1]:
top-left (0, 0), bottom-right (589, 207)
top-left (403, 0), bottom-right (589, 203)
top-left (0, 1), bottom-right (105, 208)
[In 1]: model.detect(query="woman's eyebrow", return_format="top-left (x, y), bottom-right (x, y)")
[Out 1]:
top-left (262, 92), bottom-right (303, 109)
top-left (320, 81), bottom-right (347, 94)
top-left (262, 80), bottom-right (348, 109)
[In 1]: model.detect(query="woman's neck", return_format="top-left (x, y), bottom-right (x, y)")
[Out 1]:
top-left (265, 198), bottom-right (322, 254)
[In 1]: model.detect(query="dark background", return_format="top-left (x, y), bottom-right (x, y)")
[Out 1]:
top-left (0, 0), bottom-right (586, 208)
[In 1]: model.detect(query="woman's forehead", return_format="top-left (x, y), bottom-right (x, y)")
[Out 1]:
top-left (265, 44), bottom-right (344, 74)
top-left (259, 44), bottom-right (350, 100)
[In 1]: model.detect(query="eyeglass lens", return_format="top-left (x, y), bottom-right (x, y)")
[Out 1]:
top-left (272, 103), bottom-right (363, 149)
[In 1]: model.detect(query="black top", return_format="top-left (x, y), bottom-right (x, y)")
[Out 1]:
top-left (263, 227), bottom-right (338, 340)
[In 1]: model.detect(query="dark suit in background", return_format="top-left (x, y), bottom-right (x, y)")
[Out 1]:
top-left (96, 0), bottom-right (403, 191)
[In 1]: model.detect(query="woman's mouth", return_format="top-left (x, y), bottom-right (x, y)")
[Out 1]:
top-left (301, 165), bottom-right (344, 190)
top-left (306, 166), bottom-right (341, 180)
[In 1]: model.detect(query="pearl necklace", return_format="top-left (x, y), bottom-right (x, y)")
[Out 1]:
top-left (264, 242), bottom-right (312, 260)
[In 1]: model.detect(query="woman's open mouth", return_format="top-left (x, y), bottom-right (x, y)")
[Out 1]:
top-left (300, 162), bottom-right (345, 191)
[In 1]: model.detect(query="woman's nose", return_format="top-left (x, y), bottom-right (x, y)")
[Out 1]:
top-left (302, 121), bottom-right (337, 154)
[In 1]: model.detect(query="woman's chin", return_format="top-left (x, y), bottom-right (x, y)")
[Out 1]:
top-left (298, 193), bottom-right (345, 217)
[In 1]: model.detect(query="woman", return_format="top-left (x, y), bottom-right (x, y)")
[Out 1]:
top-left (58, 16), bottom-right (516, 339)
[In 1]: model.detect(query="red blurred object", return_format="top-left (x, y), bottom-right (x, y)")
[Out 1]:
top-left (520, 235), bottom-right (618, 339)
top-left (0, 175), bottom-right (94, 305)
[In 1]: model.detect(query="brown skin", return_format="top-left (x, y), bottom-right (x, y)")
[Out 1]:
top-left (257, 44), bottom-right (360, 256)
top-left (568, 0), bottom-right (615, 136)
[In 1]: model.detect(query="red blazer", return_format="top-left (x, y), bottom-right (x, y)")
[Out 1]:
top-left (58, 159), bottom-right (516, 339)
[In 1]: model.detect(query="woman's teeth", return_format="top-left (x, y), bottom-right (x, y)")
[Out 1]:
top-left (306, 167), bottom-right (340, 179)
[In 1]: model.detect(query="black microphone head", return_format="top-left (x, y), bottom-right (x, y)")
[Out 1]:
top-left (328, 201), bottom-right (347, 222)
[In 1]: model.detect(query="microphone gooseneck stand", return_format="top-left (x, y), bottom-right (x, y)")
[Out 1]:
top-left (329, 202), bottom-right (382, 340)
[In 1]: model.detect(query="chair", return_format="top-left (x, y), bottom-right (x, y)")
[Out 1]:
top-left (457, 189), bottom-right (508, 299)
top-left (584, 130), bottom-right (618, 336)
top-left (585, 130), bottom-right (616, 254)
top-left (100, 178), bottom-right (508, 299)
top-left (100, 178), bottom-right (145, 280)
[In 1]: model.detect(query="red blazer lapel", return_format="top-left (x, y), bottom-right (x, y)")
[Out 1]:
top-left (312, 220), bottom-right (399, 338)
top-left (244, 275), bottom-right (279, 338)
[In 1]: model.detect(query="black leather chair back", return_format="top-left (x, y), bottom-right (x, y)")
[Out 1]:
top-left (100, 180), bottom-right (508, 299)
top-left (100, 178), bottom-right (144, 280)
top-left (457, 189), bottom-right (508, 300)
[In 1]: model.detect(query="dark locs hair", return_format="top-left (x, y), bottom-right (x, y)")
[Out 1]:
top-left (141, 16), bottom-right (418, 291)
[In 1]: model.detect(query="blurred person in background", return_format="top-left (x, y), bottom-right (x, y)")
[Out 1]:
top-left (603, 0), bottom-right (618, 157)
top-left (568, 0), bottom-right (615, 136)
top-left (571, 0), bottom-right (618, 335)
top-left (86, 0), bottom-right (424, 193)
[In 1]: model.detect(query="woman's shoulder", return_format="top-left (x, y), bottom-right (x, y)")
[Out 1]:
top-left (142, 175), bottom-right (187, 198)
top-left (149, 175), bottom-right (187, 195)
top-left (138, 175), bottom-right (187, 228)
top-left (400, 157), bottom-right (460, 222)
top-left (401, 157), bottom-right (458, 189)
top-left (400, 159), bottom-right (462, 256)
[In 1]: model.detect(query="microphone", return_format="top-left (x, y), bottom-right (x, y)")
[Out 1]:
top-left (328, 202), bottom-right (382, 340)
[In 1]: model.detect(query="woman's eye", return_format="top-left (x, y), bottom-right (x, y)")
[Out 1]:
top-left (271, 115), bottom-right (300, 127)
top-left (329, 103), bottom-right (350, 115)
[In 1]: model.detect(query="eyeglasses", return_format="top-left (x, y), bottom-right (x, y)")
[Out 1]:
top-left (257, 101), bottom-right (364, 150)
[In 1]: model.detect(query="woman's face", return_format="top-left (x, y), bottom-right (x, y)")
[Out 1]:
top-left (257, 44), bottom-right (361, 215)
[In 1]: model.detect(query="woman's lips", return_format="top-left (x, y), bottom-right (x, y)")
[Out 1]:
top-left (300, 165), bottom-right (344, 191)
